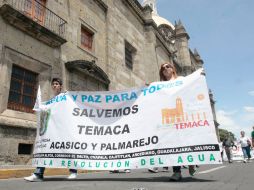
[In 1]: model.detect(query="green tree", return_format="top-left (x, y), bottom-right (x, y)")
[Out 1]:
top-left (219, 128), bottom-right (235, 141)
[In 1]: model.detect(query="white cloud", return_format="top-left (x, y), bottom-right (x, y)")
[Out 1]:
top-left (248, 91), bottom-right (254, 96)
top-left (217, 109), bottom-right (253, 138)
top-left (243, 107), bottom-right (254, 121)
top-left (242, 113), bottom-right (254, 121)
top-left (216, 109), bottom-right (241, 137)
top-left (216, 110), bottom-right (235, 126)
top-left (244, 106), bottom-right (254, 112)
top-left (216, 109), bottom-right (238, 116)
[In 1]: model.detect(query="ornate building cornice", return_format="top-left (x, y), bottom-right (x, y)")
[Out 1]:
top-left (93, 0), bottom-right (108, 13)
top-left (122, 0), bottom-right (175, 59)
top-left (65, 60), bottom-right (110, 85)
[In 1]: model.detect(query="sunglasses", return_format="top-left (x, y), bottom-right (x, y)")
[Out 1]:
top-left (162, 64), bottom-right (173, 70)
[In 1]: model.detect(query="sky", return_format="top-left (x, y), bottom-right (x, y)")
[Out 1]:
top-left (142, 0), bottom-right (254, 138)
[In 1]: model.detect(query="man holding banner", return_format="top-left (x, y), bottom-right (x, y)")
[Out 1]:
top-left (24, 78), bottom-right (78, 182)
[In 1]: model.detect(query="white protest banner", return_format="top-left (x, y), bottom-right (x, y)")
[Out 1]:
top-left (33, 69), bottom-right (221, 170)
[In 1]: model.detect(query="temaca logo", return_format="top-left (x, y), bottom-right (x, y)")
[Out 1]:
top-left (161, 95), bottom-right (209, 130)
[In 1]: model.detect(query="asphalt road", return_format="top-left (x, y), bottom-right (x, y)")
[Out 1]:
top-left (1, 161), bottom-right (253, 190)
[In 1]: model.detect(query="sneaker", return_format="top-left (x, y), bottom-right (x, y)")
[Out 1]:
top-left (148, 168), bottom-right (158, 173)
top-left (188, 165), bottom-right (196, 176)
top-left (243, 159), bottom-right (247, 163)
top-left (67, 172), bottom-right (78, 179)
top-left (24, 174), bottom-right (43, 182)
top-left (170, 172), bottom-right (182, 181)
top-left (124, 169), bottom-right (131, 173)
top-left (162, 167), bottom-right (169, 172)
top-left (229, 160), bottom-right (233, 163)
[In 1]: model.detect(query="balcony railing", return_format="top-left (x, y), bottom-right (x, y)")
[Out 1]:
top-left (0, 0), bottom-right (67, 46)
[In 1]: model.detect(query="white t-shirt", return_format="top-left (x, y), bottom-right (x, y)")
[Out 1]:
top-left (239, 136), bottom-right (251, 147)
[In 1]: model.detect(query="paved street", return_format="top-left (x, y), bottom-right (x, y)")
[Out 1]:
top-left (1, 162), bottom-right (253, 190)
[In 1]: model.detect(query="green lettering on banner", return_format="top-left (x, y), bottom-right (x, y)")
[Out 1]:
top-left (68, 160), bottom-right (71, 167)
top-left (125, 161), bottom-right (130, 167)
top-left (198, 154), bottom-right (205, 161)
top-left (61, 160), bottom-right (65, 166)
top-left (104, 162), bottom-right (108, 168)
top-left (150, 157), bottom-right (155, 165)
top-left (210, 154), bottom-right (215, 161)
top-left (49, 160), bottom-right (53, 166)
top-left (141, 159), bottom-right (146, 166)
top-left (117, 161), bottom-right (121, 167)
top-left (159, 158), bottom-right (164, 164)
top-left (81, 162), bottom-right (85, 167)
top-left (177, 156), bottom-right (183, 163)
top-left (187, 155), bottom-right (193, 162)
top-left (96, 162), bottom-right (100, 168)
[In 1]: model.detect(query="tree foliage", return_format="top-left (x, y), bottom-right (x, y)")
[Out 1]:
top-left (219, 128), bottom-right (235, 141)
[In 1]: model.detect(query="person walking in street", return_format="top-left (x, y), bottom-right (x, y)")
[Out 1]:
top-left (239, 131), bottom-right (252, 163)
top-left (158, 62), bottom-right (196, 181)
top-left (222, 135), bottom-right (235, 163)
top-left (24, 78), bottom-right (78, 182)
top-left (251, 126), bottom-right (254, 148)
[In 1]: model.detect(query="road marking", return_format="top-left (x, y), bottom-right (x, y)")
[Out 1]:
top-left (198, 166), bottom-right (226, 174)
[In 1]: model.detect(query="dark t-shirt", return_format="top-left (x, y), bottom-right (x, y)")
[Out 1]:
top-left (251, 131), bottom-right (254, 138)
top-left (223, 139), bottom-right (234, 147)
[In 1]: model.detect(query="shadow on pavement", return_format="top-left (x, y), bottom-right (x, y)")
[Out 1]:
top-left (43, 176), bottom-right (216, 183)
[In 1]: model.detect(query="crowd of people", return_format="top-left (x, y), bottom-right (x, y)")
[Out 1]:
top-left (220, 127), bottom-right (254, 163)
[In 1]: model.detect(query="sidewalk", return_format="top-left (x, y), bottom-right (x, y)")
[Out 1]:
top-left (0, 165), bottom-right (92, 179)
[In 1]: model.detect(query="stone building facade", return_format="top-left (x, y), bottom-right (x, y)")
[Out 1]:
top-left (0, 0), bottom-right (218, 165)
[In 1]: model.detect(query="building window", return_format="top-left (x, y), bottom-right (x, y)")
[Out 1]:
top-left (81, 26), bottom-right (93, 51)
top-left (18, 143), bottom-right (33, 155)
top-left (8, 65), bottom-right (38, 113)
top-left (24, 0), bottom-right (47, 25)
top-left (125, 41), bottom-right (136, 70)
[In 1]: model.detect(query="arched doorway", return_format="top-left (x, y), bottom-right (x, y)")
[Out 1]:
top-left (65, 60), bottom-right (110, 91)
